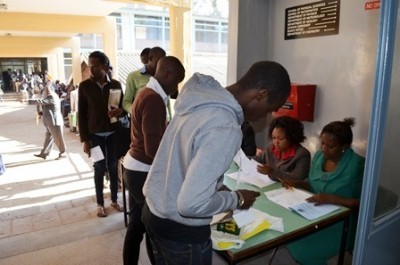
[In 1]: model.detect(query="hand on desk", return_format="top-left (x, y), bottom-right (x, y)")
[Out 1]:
top-left (279, 178), bottom-right (311, 192)
top-left (257, 163), bottom-right (274, 175)
top-left (237, 189), bottom-right (261, 209)
top-left (278, 177), bottom-right (296, 190)
top-left (306, 193), bottom-right (335, 205)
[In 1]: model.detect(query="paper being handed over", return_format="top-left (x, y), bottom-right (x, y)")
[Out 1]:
top-left (226, 149), bottom-right (276, 188)
top-left (264, 187), bottom-right (339, 220)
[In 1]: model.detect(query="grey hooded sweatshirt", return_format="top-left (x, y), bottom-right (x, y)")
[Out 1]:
top-left (143, 73), bottom-right (244, 227)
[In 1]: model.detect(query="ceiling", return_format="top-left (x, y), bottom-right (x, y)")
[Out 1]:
top-left (0, 0), bottom-right (190, 38)
top-left (0, 0), bottom-right (127, 38)
top-left (0, 0), bottom-right (126, 16)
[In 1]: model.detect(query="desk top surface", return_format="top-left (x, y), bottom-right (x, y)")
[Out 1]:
top-left (222, 165), bottom-right (351, 259)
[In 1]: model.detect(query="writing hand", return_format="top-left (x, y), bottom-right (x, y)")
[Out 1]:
top-left (306, 193), bottom-right (335, 205)
top-left (257, 164), bottom-right (273, 175)
top-left (237, 189), bottom-right (261, 209)
top-left (278, 177), bottom-right (295, 190)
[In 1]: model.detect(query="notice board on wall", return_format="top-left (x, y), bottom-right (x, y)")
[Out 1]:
top-left (285, 0), bottom-right (340, 40)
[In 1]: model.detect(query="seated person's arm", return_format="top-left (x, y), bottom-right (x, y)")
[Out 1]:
top-left (269, 151), bottom-right (311, 181)
top-left (306, 194), bottom-right (360, 210)
top-left (253, 148), bottom-right (265, 162)
top-left (281, 178), bottom-right (312, 191)
top-left (306, 158), bottom-right (364, 211)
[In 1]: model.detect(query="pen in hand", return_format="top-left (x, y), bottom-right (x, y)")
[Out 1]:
top-left (277, 177), bottom-right (293, 190)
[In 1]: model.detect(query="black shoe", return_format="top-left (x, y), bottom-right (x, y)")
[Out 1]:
top-left (56, 152), bottom-right (66, 160)
top-left (34, 153), bottom-right (47, 160)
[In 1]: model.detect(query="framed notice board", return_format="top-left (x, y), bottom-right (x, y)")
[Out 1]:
top-left (285, 0), bottom-right (341, 40)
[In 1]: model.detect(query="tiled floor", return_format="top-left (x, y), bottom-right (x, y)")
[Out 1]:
top-left (0, 97), bottom-right (351, 265)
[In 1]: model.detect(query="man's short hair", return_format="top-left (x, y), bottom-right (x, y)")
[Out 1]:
top-left (238, 61), bottom-right (291, 104)
top-left (140, 47), bottom-right (151, 57)
top-left (88, 51), bottom-right (110, 68)
top-left (149, 47), bottom-right (166, 57)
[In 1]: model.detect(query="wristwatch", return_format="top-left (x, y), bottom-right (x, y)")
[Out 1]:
top-left (236, 191), bottom-right (245, 209)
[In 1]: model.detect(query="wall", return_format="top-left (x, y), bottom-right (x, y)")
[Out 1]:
top-left (228, 0), bottom-right (380, 155)
top-left (227, 0), bottom-right (272, 146)
top-left (268, 0), bottom-right (380, 155)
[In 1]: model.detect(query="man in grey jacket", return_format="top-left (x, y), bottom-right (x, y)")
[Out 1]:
top-left (142, 61), bottom-right (291, 264)
top-left (30, 82), bottom-right (66, 160)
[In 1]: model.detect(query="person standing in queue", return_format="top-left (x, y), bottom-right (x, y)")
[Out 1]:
top-left (78, 51), bottom-right (125, 218)
top-left (142, 61), bottom-right (291, 265)
top-left (122, 56), bottom-right (185, 265)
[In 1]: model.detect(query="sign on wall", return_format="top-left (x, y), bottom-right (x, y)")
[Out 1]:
top-left (285, 0), bottom-right (341, 40)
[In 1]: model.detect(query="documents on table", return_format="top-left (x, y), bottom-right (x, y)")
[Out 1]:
top-left (226, 149), bottom-right (276, 188)
top-left (211, 208), bottom-right (284, 233)
top-left (264, 187), bottom-right (339, 220)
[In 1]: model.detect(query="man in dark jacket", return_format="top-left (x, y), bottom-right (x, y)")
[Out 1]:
top-left (78, 51), bottom-right (125, 218)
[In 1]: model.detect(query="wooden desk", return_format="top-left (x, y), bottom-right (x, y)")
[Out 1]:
top-left (217, 173), bottom-right (352, 265)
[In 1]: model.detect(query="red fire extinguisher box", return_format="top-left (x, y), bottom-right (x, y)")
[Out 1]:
top-left (273, 83), bottom-right (316, 122)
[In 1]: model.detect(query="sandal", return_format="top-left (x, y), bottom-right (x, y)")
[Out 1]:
top-left (111, 202), bottom-right (124, 212)
top-left (97, 206), bottom-right (107, 217)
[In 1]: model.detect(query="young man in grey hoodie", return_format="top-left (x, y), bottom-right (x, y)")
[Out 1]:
top-left (142, 61), bottom-right (291, 264)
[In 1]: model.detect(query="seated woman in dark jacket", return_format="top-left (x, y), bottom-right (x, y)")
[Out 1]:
top-left (255, 116), bottom-right (311, 181)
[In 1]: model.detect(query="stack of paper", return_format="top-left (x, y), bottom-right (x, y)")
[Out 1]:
top-left (264, 187), bottom-right (340, 220)
top-left (226, 149), bottom-right (276, 188)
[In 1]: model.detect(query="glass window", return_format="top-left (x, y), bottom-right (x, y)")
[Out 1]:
top-left (373, 18), bottom-right (400, 220)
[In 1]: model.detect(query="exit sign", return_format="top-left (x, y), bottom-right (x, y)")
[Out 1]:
top-left (365, 1), bottom-right (380, 10)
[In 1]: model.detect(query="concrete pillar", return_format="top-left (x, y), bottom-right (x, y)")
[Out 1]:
top-left (169, 6), bottom-right (192, 81)
top-left (103, 17), bottom-right (118, 78)
top-left (71, 37), bottom-right (82, 85)
top-left (56, 47), bottom-right (65, 82)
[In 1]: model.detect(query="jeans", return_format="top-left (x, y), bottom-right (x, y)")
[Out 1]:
top-left (91, 133), bottom-right (119, 206)
top-left (143, 205), bottom-right (212, 265)
top-left (122, 168), bottom-right (155, 265)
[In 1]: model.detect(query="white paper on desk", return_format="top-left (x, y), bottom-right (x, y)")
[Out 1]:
top-left (232, 209), bottom-right (256, 228)
top-left (210, 212), bottom-right (232, 226)
top-left (233, 208), bottom-right (284, 233)
top-left (264, 187), bottom-right (339, 220)
top-left (289, 202), bottom-right (339, 220)
top-left (90, 146), bottom-right (105, 162)
top-left (230, 149), bottom-right (276, 188)
top-left (226, 172), bottom-right (274, 188)
top-left (108, 89), bottom-right (121, 123)
top-left (249, 208), bottom-right (284, 233)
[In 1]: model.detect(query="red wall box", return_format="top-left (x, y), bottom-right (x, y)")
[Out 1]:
top-left (273, 83), bottom-right (316, 122)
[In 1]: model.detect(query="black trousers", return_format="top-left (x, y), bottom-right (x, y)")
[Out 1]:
top-left (122, 168), bottom-right (155, 265)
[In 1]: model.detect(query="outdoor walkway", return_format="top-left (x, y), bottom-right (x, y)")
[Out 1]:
top-left (0, 95), bottom-right (133, 265)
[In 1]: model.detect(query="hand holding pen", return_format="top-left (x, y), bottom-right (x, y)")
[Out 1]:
top-left (277, 177), bottom-right (294, 190)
